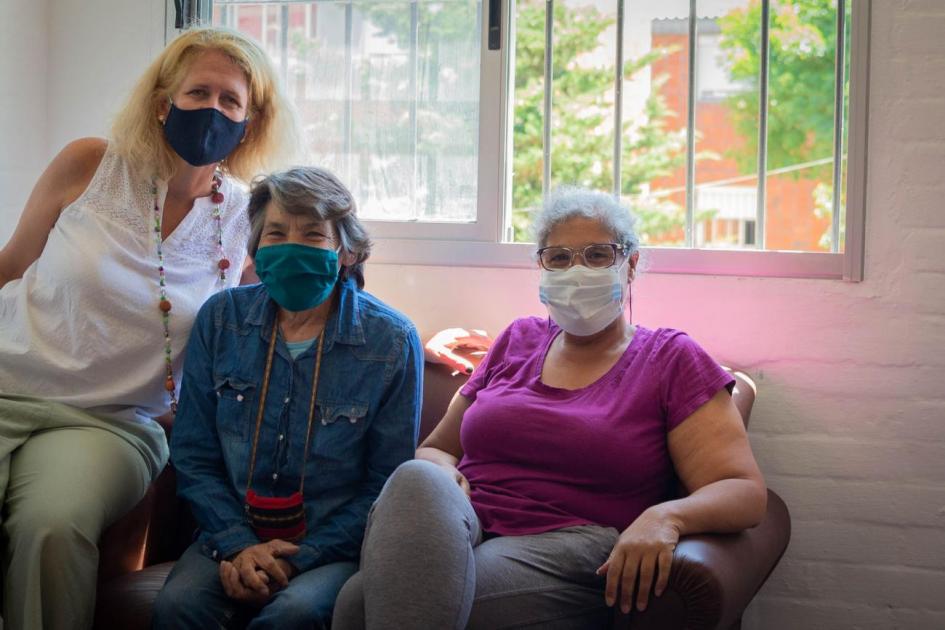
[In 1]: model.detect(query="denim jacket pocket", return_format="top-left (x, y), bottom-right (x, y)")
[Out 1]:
top-left (312, 402), bottom-right (369, 470)
top-left (213, 375), bottom-right (257, 441)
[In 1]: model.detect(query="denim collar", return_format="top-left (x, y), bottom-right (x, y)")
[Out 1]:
top-left (242, 277), bottom-right (366, 351)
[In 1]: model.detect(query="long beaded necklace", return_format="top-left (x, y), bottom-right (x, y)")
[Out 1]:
top-left (152, 173), bottom-right (231, 412)
top-left (243, 319), bottom-right (325, 542)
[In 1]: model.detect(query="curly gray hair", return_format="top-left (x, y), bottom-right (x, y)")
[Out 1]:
top-left (531, 187), bottom-right (640, 257)
top-left (247, 166), bottom-right (372, 288)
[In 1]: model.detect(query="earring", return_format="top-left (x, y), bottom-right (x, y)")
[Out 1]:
top-left (158, 115), bottom-right (165, 123)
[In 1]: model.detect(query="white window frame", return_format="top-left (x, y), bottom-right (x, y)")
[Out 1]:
top-left (165, 0), bottom-right (870, 280)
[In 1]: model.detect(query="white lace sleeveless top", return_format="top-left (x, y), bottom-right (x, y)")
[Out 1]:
top-left (0, 147), bottom-right (250, 423)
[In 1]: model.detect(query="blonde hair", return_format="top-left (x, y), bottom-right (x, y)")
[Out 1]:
top-left (110, 27), bottom-right (299, 182)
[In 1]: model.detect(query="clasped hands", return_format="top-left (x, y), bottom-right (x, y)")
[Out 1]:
top-left (219, 539), bottom-right (299, 606)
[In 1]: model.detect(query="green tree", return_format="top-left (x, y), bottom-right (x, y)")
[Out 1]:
top-left (719, 0), bottom-right (848, 249)
top-left (511, 0), bottom-right (688, 242)
top-left (363, 0), bottom-right (696, 243)
top-left (719, 0), bottom-right (843, 175)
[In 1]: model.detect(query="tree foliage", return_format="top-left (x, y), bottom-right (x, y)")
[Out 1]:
top-left (719, 0), bottom-right (844, 177)
top-left (367, 0), bottom-right (690, 243)
top-left (511, 0), bottom-right (688, 242)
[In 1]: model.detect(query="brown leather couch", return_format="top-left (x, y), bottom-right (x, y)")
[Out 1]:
top-left (94, 362), bottom-right (790, 629)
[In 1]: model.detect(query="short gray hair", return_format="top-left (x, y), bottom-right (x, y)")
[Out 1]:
top-left (532, 187), bottom-right (640, 255)
top-left (247, 167), bottom-right (372, 288)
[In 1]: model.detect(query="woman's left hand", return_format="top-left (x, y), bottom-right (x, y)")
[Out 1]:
top-left (597, 506), bottom-right (680, 613)
top-left (220, 560), bottom-right (271, 606)
top-left (424, 328), bottom-right (493, 374)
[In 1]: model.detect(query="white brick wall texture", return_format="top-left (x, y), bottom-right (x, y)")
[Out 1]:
top-left (0, 0), bottom-right (943, 627)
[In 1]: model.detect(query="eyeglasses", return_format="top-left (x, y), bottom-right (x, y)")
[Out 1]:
top-left (536, 243), bottom-right (628, 271)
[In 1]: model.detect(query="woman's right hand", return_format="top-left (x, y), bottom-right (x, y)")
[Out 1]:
top-left (219, 539), bottom-right (299, 604)
top-left (415, 392), bottom-right (474, 497)
top-left (440, 463), bottom-right (471, 497)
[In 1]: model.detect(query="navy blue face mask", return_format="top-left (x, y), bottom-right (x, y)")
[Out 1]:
top-left (162, 103), bottom-right (248, 166)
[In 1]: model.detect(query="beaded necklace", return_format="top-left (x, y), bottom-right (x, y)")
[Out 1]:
top-left (151, 173), bottom-right (231, 412)
top-left (243, 319), bottom-right (325, 542)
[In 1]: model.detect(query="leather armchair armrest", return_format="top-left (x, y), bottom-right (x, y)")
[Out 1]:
top-left (614, 489), bottom-right (791, 630)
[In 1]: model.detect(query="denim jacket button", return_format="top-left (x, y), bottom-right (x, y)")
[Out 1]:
top-left (349, 417), bottom-right (357, 424)
top-left (278, 434), bottom-right (285, 441)
top-left (236, 394), bottom-right (244, 402)
top-left (284, 397), bottom-right (290, 404)
top-left (272, 473), bottom-right (279, 481)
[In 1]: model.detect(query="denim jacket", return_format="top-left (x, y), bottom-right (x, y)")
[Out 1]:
top-left (171, 278), bottom-right (423, 572)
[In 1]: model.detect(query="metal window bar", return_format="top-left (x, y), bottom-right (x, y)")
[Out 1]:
top-left (542, 0), bottom-right (553, 199)
top-left (612, 0), bottom-right (625, 200)
top-left (279, 5), bottom-right (289, 88)
top-left (755, 0), bottom-right (770, 250)
top-left (843, 0), bottom-right (870, 281)
top-left (684, 0), bottom-right (697, 247)
top-left (410, 2), bottom-right (420, 219)
top-left (344, 3), bottom-right (354, 183)
top-left (830, 0), bottom-right (846, 253)
top-left (260, 4), bottom-right (267, 48)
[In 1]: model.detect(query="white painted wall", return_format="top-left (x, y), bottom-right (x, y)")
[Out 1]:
top-left (45, 0), bottom-right (166, 157)
top-left (0, 0), bottom-right (48, 245)
top-left (1, 0), bottom-right (944, 627)
top-left (0, 0), bottom-right (165, 247)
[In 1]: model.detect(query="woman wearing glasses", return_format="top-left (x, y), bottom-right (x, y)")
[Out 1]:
top-left (333, 187), bottom-right (767, 629)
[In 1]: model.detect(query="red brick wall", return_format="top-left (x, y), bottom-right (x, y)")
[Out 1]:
top-left (651, 31), bottom-right (830, 250)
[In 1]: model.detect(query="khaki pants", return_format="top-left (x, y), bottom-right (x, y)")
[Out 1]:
top-left (0, 396), bottom-right (167, 630)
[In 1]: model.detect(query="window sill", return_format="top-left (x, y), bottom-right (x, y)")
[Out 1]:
top-left (370, 238), bottom-right (846, 280)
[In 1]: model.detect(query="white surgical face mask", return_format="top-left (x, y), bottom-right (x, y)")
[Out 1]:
top-left (538, 260), bottom-right (629, 337)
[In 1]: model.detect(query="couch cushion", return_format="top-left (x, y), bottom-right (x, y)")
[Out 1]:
top-left (94, 562), bottom-right (174, 630)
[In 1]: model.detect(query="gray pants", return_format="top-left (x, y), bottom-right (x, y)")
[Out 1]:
top-left (333, 460), bottom-right (618, 630)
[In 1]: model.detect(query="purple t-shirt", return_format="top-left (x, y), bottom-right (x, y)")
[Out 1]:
top-left (457, 317), bottom-right (734, 536)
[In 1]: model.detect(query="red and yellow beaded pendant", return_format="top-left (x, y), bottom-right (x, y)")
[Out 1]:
top-left (152, 174), bottom-right (230, 412)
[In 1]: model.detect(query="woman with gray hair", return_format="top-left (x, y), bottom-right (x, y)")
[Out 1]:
top-left (334, 187), bottom-right (767, 629)
top-left (153, 166), bottom-right (423, 629)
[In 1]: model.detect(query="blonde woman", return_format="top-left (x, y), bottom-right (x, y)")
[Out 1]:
top-left (0, 27), bottom-right (297, 630)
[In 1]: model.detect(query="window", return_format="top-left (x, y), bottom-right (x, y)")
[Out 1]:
top-left (172, 0), bottom-right (870, 279)
top-left (506, 0), bottom-right (868, 278)
top-left (204, 0), bottom-right (500, 242)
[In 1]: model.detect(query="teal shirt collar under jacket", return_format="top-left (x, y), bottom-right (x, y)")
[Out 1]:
top-left (243, 277), bottom-right (367, 350)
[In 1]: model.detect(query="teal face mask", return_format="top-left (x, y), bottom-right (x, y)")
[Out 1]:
top-left (254, 243), bottom-right (339, 312)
